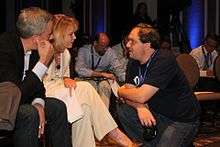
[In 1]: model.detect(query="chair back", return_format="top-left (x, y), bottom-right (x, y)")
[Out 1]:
top-left (176, 53), bottom-right (200, 88)
top-left (214, 55), bottom-right (220, 81)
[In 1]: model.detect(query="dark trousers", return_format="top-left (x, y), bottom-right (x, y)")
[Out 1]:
top-left (117, 103), bottom-right (199, 147)
top-left (14, 98), bottom-right (71, 147)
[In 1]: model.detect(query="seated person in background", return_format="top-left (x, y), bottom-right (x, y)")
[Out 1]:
top-left (190, 33), bottom-right (220, 91)
top-left (0, 7), bottom-right (71, 147)
top-left (131, 2), bottom-right (153, 28)
top-left (160, 35), bottom-right (180, 57)
top-left (190, 33), bottom-right (219, 76)
top-left (112, 35), bottom-right (129, 77)
top-left (75, 32), bottom-right (125, 107)
top-left (44, 15), bottom-right (138, 147)
top-left (116, 23), bottom-right (201, 147)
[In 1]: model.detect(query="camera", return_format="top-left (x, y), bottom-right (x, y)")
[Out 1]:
top-left (143, 125), bottom-right (158, 141)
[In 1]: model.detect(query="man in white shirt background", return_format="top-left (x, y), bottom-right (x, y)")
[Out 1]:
top-left (190, 33), bottom-right (219, 77)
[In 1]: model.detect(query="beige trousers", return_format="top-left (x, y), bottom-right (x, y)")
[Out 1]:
top-left (87, 80), bottom-right (112, 108)
top-left (71, 81), bottom-right (117, 147)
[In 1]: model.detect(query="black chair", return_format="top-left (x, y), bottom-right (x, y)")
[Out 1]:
top-left (176, 53), bottom-right (200, 88)
top-left (176, 54), bottom-right (220, 101)
top-left (177, 54), bottom-right (220, 134)
top-left (214, 55), bottom-right (220, 82)
top-left (176, 54), bottom-right (220, 146)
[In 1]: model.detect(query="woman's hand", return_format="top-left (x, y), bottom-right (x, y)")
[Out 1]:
top-left (101, 72), bottom-right (116, 80)
top-left (64, 78), bottom-right (77, 89)
top-left (64, 78), bottom-right (77, 96)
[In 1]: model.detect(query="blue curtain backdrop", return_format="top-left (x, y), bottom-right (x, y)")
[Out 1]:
top-left (92, 0), bottom-right (105, 35)
top-left (185, 0), bottom-right (204, 49)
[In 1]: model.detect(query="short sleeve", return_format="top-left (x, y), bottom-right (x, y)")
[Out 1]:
top-left (145, 54), bottom-right (177, 90)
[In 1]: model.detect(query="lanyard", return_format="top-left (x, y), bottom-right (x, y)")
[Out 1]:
top-left (91, 45), bottom-right (102, 70)
top-left (202, 46), bottom-right (212, 69)
top-left (135, 50), bottom-right (158, 86)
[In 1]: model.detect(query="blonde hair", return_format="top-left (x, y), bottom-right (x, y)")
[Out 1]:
top-left (52, 15), bottom-right (79, 51)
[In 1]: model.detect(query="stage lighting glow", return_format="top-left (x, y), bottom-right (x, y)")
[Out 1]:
top-left (186, 0), bottom-right (204, 49)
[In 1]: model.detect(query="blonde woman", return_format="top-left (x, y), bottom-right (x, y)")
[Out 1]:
top-left (43, 15), bottom-right (138, 147)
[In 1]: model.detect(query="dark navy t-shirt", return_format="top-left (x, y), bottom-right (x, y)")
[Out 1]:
top-left (126, 50), bottom-right (201, 122)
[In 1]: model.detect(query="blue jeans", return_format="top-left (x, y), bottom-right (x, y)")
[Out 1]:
top-left (116, 103), bottom-right (199, 147)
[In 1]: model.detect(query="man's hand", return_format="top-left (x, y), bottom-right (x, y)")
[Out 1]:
top-left (33, 103), bottom-right (46, 138)
top-left (37, 40), bottom-right (54, 67)
top-left (137, 106), bottom-right (156, 127)
top-left (101, 72), bottom-right (116, 80)
top-left (206, 69), bottom-right (214, 77)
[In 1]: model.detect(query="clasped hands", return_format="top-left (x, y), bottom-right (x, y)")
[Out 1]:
top-left (117, 84), bottom-right (156, 127)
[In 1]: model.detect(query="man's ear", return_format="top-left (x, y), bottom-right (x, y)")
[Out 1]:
top-left (32, 35), bottom-right (39, 45)
top-left (144, 42), bottom-right (151, 48)
top-left (49, 34), bottom-right (55, 43)
top-left (93, 41), bottom-right (99, 47)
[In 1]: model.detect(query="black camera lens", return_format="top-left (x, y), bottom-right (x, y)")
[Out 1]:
top-left (143, 126), bottom-right (158, 141)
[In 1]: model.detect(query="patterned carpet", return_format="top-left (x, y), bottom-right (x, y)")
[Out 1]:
top-left (1, 107), bottom-right (220, 147)
top-left (1, 124), bottom-right (220, 147)
top-left (193, 102), bottom-right (220, 147)
top-left (96, 102), bottom-right (220, 147)
top-left (194, 121), bottom-right (220, 147)
top-left (96, 127), bottom-right (220, 147)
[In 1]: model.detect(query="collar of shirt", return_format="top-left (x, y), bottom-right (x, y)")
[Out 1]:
top-left (22, 51), bottom-right (32, 80)
top-left (92, 46), bottom-right (110, 57)
top-left (25, 50), bottom-right (32, 55)
top-left (202, 46), bottom-right (215, 55)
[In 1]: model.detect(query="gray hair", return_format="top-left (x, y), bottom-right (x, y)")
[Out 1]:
top-left (16, 7), bottom-right (53, 38)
